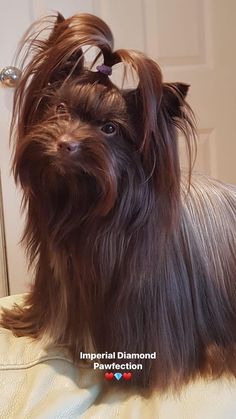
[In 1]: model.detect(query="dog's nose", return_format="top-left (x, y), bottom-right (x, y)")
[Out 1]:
top-left (58, 141), bottom-right (79, 154)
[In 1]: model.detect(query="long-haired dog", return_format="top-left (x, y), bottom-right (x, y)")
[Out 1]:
top-left (1, 12), bottom-right (236, 392)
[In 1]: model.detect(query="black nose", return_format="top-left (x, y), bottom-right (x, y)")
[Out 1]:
top-left (58, 141), bottom-right (79, 154)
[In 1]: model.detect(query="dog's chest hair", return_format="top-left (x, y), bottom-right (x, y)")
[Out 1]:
top-left (49, 248), bottom-right (68, 279)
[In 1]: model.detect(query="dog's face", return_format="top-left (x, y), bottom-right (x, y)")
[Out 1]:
top-left (51, 80), bottom-right (131, 180)
top-left (15, 74), bottom-right (144, 241)
top-left (13, 13), bottom-right (195, 249)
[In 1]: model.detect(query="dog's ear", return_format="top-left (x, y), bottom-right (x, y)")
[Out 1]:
top-left (162, 83), bottom-right (190, 118)
top-left (56, 12), bottom-right (65, 23)
top-left (47, 12), bottom-right (65, 45)
top-left (47, 13), bottom-right (85, 84)
top-left (44, 12), bottom-right (84, 83)
top-left (116, 50), bottom-right (196, 228)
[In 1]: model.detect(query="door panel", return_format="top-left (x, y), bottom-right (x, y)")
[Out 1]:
top-left (0, 0), bottom-right (34, 296)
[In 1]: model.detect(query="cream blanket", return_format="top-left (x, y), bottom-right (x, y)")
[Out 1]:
top-left (1, 294), bottom-right (236, 419)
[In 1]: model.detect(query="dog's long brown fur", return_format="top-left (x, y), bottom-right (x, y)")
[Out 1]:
top-left (1, 12), bottom-right (236, 392)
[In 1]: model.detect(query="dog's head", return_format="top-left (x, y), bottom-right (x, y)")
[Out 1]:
top-left (12, 13), bottom-right (196, 249)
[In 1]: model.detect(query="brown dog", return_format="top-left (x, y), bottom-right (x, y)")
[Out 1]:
top-left (1, 12), bottom-right (236, 392)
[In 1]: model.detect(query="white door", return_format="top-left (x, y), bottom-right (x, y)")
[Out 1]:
top-left (1, 0), bottom-right (236, 296)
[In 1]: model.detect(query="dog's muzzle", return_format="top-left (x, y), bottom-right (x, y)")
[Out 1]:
top-left (57, 140), bottom-right (80, 155)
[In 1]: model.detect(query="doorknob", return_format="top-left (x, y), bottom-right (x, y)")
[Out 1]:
top-left (0, 66), bottom-right (21, 88)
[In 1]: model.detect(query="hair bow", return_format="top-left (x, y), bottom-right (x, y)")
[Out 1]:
top-left (81, 45), bottom-right (139, 91)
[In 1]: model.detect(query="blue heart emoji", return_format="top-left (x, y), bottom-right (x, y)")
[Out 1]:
top-left (114, 373), bottom-right (122, 381)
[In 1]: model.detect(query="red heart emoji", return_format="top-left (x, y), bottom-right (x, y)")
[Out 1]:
top-left (105, 372), bottom-right (114, 380)
top-left (123, 372), bottom-right (132, 380)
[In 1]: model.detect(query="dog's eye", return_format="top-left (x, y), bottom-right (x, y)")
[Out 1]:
top-left (56, 103), bottom-right (67, 114)
top-left (101, 122), bottom-right (117, 135)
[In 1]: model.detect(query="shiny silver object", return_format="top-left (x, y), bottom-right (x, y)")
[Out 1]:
top-left (0, 66), bottom-right (21, 87)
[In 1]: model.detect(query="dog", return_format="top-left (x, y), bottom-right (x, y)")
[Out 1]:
top-left (1, 12), bottom-right (236, 392)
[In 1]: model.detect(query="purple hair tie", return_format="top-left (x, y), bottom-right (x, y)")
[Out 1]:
top-left (96, 64), bottom-right (112, 76)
